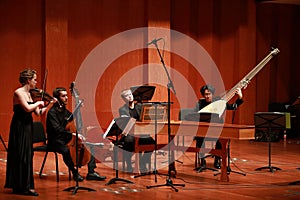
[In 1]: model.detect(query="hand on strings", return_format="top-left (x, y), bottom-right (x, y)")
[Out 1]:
top-left (240, 79), bottom-right (250, 89)
top-left (235, 88), bottom-right (243, 99)
top-left (43, 97), bottom-right (58, 107)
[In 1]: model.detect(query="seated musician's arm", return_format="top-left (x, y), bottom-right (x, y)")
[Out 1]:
top-left (119, 106), bottom-right (129, 117)
top-left (226, 88), bottom-right (244, 110)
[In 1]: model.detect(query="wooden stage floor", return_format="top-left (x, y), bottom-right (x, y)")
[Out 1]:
top-left (0, 138), bottom-right (300, 200)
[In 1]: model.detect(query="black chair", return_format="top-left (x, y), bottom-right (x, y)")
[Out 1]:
top-left (32, 121), bottom-right (70, 182)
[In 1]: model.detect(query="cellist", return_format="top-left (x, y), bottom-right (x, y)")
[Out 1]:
top-left (46, 87), bottom-right (106, 181)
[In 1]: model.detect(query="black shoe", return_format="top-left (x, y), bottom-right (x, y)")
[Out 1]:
top-left (14, 190), bottom-right (39, 196)
top-left (73, 173), bottom-right (84, 182)
top-left (214, 157), bottom-right (221, 169)
top-left (86, 172), bottom-right (106, 181)
top-left (25, 190), bottom-right (39, 196)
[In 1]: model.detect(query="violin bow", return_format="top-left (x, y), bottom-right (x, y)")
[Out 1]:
top-left (41, 68), bottom-right (48, 102)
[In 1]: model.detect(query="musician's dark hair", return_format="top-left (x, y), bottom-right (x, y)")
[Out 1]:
top-left (19, 69), bottom-right (36, 85)
top-left (200, 84), bottom-right (215, 95)
top-left (53, 87), bottom-right (67, 98)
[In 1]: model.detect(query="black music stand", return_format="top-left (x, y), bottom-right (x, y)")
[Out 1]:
top-left (131, 85), bottom-right (167, 180)
top-left (254, 112), bottom-right (290, 173)
top-left (130, 85), bottom-right (156, 103)
top-left (103, 117), bottom-right (135, 185)
top-left (64, 101), bottom-right (95, 194)
top-left (134, 102), bottom-right (169, 181)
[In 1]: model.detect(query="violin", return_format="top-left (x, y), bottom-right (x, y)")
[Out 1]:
top-left (29, 88), bottom-right (62, 107)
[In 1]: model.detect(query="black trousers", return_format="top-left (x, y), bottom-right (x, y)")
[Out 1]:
top-left (48, 141), bottom-right (76, 174)
top-left (195, 136), bottom-right (221, 158)
top-left (48, 140), bottom-right (97, 174)
top-left (87, 146), bottom-right (97, 173)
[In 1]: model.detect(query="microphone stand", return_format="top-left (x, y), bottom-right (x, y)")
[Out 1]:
top-left (63, 100), bottom-right (95, 194)
top-left (146, 40), bottom-right (185, 192)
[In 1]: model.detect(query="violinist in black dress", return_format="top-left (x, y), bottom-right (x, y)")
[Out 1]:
top-left (5, 69), bottom-right (53, 196)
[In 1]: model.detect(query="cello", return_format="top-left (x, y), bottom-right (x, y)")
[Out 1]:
top-left (66, 82), bottom-right (91, 167)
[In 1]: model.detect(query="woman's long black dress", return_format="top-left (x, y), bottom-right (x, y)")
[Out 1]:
top-left (5, 103), bottom-right (35, 193)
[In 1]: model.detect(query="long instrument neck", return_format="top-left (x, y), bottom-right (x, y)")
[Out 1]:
top-left (74, 97), bottom-right (83, 133)
top-left (222, 48), bottom-right (280, 102)
top-left (198, 48), bottom-right (280, 117)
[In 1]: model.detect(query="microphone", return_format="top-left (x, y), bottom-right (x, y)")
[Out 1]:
top-left (147, 38), bottom-right (163, 46)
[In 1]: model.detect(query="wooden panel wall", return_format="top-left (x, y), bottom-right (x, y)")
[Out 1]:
top-left (0, 0), bottom-right (44, 139)
top-left (0, 0), bottom-right (299, 140)
top-left (256, 3), bottom-right (300, 111)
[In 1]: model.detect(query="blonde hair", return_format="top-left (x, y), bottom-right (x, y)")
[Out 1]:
top-left (120, 89), bottom-right (132, 98)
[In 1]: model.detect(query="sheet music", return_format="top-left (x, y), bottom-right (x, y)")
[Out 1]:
top-left (103, 117), bottom-right (136, 138)
top-left (122, 117), bottom-right (136, 136)
top-left (85, 141), bottom-right (104, 146)
top-left (103, 119), bottom-right (116, 139)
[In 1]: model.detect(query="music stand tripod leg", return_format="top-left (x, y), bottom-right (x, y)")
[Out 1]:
top-left (145, 81), bottom-right (185, 191)
top-left (195, 151), bottom-right (218, 173)
top-left (106, 144), bottom-right (133, 185)
top-left (147, 179), bottom-right (185, 192)
top-left (255, 127), bottom-right (281, 173)
top-left (196, 166), bottom-right (218, 173)
top-left (254, 113), bottom-right (286, 173)
top-left (103, 117), bottom-right (136, 185)
top-left (63, 131), bottom-right (95, 194)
